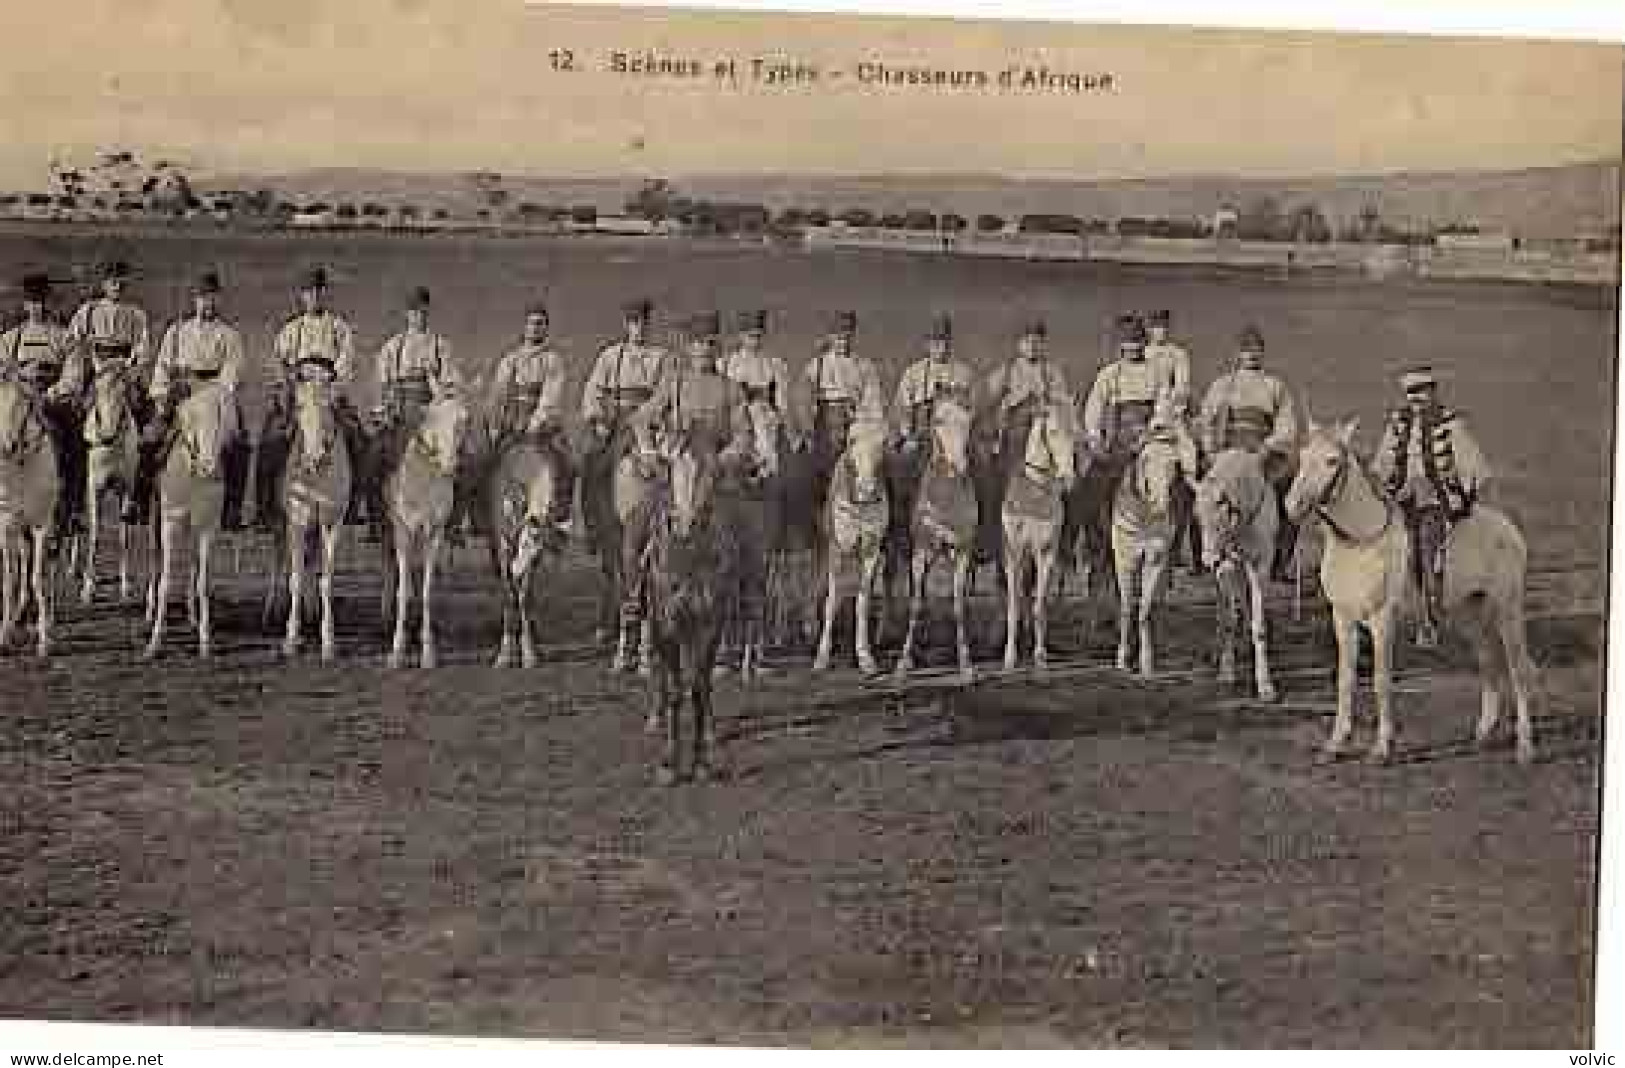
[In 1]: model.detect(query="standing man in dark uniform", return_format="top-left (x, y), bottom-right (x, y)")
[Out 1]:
top-left (0, 272), bottom-right (85, 544)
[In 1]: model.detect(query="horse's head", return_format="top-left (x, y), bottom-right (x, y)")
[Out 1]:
top-left (1023, 400), bottom-right (1078, 491)
top-left (845, 415), bottom-right (889, 503)
top-left (1285, 418), bottom-right (1358, 523)
top-left (1132, 431), bottom-right (1186, 519)
top-left (292, 381), bottom-right (341, 474)
top-left (0, 380), bottom-right (41, 460)
top-left (175, 383), bottom-right (238, 479)
top-left (929, 398), bottom-right (973, 476)
top-left (413, 394), bottom-right (472, 477)
top-left (667, 446), bottom-right (718, 542)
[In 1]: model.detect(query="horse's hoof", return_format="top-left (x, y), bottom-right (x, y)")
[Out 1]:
top-left (493, 652), bottom-right (512, 669)
top-left (693, 759), bottom-right (724, 784)
top-left (1217, 670), bottom-right (1238, 687)
top-left (140, 643), bottom-right (160, 662)
top-left (35, 641), bottom-right (51, 659)
top-left (521, 652), bottom-right (539, 670)
top-left (281, 638), bottom-right (299, 659)
top-left (421, 653), bottom-right (437, 670)
top-left (609, 655), bottom-right (628, 674)
top-left (712, 663), bottom-right (733, 678)
top-left (654, 764), bottom-right (678, 787)
top-left (1258, 683), bottom-right (1281, 704)
top-left (1364, 743), bottom-right (1393, 766)
top-left (1516, 743), bottom-right (1537, 766)
top-left (1002, 652), bottom-right (1019, 673)
top-left (1034, 656), bottom-right (1050, 676)
top-left (958, 666), bottom-right (977, 686)
top-left (198, 645), bottom-right (213, 661)
top-left (643, 713), bottom-right (663, 735)
top-left (859, 657), bottom-right (880, 678)
top-left (386, 653), bottom-right (404, 670)
top-left (811, 654), bottom-right (830, 673)
top-left (78, 586), bottom-right (94, 607)
top-left (1115, 655), bottom-right (1131, 672)
top-left (636, 661), bottom-right (652, 678)
top-left (320, 647), bottom-right (337, 664)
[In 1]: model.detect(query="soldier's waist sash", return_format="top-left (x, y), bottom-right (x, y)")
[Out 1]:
top-left (90, 340), bottom-right (134, 358)
top-left (1220, 404), bottom-right (1273, 449)
top-left (386, 375), bottom-right (433, 406)
top-left (740, 383), bottom-right (774, 404)
top-left (608, 385), bottom-right (654, 408)
top-left (294, 354), bottom-right (338, 382)
top-left (16, 362), bottom-right (62, 390)
top-left (187, 368), bottom-right (222, 384)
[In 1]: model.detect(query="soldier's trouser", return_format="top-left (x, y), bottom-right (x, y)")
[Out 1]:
top-left (1405, 503), bottom-right (1448, 627)
top-left (253, 431), bottom-right (289, 532)
top-left (221, 438), bottom-right (250, 529)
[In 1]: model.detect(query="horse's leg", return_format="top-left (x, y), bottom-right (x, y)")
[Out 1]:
top-left (419, 534), bottom-right (440, 669)
top-left (283, 520), bottom-right (304, 658)
top-left (1367, 609), bottom-right (1397, 764)
top-left (1320, 609), bottom-right (1359, 761)
top-left (0, 532), bottom-right (15, 648)
top-left (519, 558), bottom-right (540, 670)
top-left (196, 530), bottom-right (214, 660)
top-left (812, 552), bottom-right (839, 672)
top-left (856, 548), bottom-right (882, 677)
top-left (1247, 561), bottom-right (1278, 702)
top-left (637, 616), bottom-right (654, 677)
top-left (387, 536), bottom-right (411, 669)
top-left (79, 478), bottom-right (98, 605)
top-left (319, 522), bottom-right (340, 663)
top-left (1002, 536), bottom-right (1022, 672)
top-left (116, 505), bottom-right (131, 603)
top-left (1498, 605), bottom-right (1539, 765)
top-left (891, 551), bottom-right (926, 680)
top-left (1469, 600), bottom-right (1507, 749)
top-left (953, 548), bottom-right (975, 683)
top-left (31, 527), bottom-right (52, 658)
top-left (1034, 543), bottom-right (1055, 673)
top-left (143, 519), bottom-right (175, 659)
top-left (1216, 567), bottom-right (1239, 686)
top-left (1139, 548), bottom-right (1170, 678)
top-left (1114, 538), bottom-right (1135, 672)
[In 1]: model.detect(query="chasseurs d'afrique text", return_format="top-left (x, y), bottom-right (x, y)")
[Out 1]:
top-left (606, 51), bottom-right (1113, 92)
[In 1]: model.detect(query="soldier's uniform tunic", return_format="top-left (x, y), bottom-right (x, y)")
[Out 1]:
top-left (0, 319), bottom-right (84, 535)
top-left (721, 345), bottom-right (791, 414)
top-left (1144, 337), bottom-right (1193, 419)
top-left (800, 346), bottom-right (885, 515)
top-left (1082, 355), bottom-right (1178, 466)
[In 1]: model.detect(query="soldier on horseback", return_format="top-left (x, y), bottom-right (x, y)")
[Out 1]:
top-left (1082, 314), bottom-right (1191, 482)
top-left (891, 314), bottom-right (977, 557)
top-left (372, 285), bottom-right (460, 535)
top-left (477, 299), bottom-right (574, 544)
top-left (0, 272), bottom-right (85, 544)
top-left (1373, 365), bottom-right (1492, 649)
top-left (621, 311), bottom-right (753, 640)
top-left (797, 310), bottom-right (885, 518)
top-left (1196, 323), bottom-right (1300, 581)
top-left (134, 271), bottom-right (248, 522)
top-left (983, 319), bottom-right (1070, 548)
top-left (580, 298), bottom-right (669, 540)
top-left (721, 309), bottom-right (793, 428)
top-left (1146, 308), bottom-right (1202, 571)
top-left (69, 261), bottom-right (153, 527)
top-left (256, 267), bottom-right (363, 533)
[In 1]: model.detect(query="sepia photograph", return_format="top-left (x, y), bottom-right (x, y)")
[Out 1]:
top-left (0, 0), bottom-right (1620, 1050)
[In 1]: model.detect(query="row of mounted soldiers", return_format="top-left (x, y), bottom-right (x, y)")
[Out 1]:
top-left (0, 259), bottom-right (1490, 645)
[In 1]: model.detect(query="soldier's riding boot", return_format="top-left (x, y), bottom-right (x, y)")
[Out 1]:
top-left (221, 439), bottom-right (250, 530)
top-left (43, 411), bottom-right (82, 549)
top-left (1270, 479), bottom-right (1300, 583)
top-left (1410, 506), bottom-right (1447, 648)
top-left (337, 408), bottom-right (369, 526)
top-left (126, 419), bottom-right (169, 526)
top-left (549, 448), bottom-right (577, 540)
top-left (254, 433), bottom-right (290, 533)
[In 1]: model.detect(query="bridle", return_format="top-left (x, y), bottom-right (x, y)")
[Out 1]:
top-left (1300, 436), bottom-right (1389, 544)
top-left (86, 371), bottom-right (135, 449)
top-left (1022, 410), bottom-right (1070, 490)
top-left (0, 400), bottom-right (46, 463)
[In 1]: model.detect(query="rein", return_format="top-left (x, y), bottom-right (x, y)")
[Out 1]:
top-left (1310, 440), bottom-right (1393, 545)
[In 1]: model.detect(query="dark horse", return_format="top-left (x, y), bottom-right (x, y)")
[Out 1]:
top-left (643, 445), bottom-right (738, 785)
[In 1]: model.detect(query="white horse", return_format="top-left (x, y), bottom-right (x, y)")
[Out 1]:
top-left (269, 380), bottom-right (353, 662)
top-left (813, 416), bottom-right (890, 676)
top-left (143, 381), bottom-right (240, 660)
top-left (1194, 447), bottom-right (1281, 701)
top-left (1110, 420), bottom-right (1197, 676)
top-left (0, 381), bottom-right (59, 656)
top-left (484, 431), bottom-right (567, 670)
top-left (1000, 400), bottom-right (1079, 672)
top-left (382, 392), bottom-right (471, 669)
top-left (1285, 418), bottom-right (1538, 764)
top-left (78, 362), bottom-right (142, 605)
top-left (894, 400), bottom-right (981, 684)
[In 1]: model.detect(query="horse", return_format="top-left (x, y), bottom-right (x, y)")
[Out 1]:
top-left (812, 416), bottom-right (891, 676)
top-left (0, 380), bottom-right (59, 657)
top-left (77, 362), bottom-right (142, 605)
top-left (142, 381), bottom-right (240, 660)
top-left (381, 392), bottom-right (471, 669)
top-left (263, 380), bottom-right (354, 662)
top-left (483, 428), bottom-right (568, 670)
top-left (1285, 418), bottom-right (1538, 765)
top-left (1109, 421), bottom-right (1197, 677)
top-left (1000, 400), bottom-right (1079, 672)
top-left (644, 444), bottom-right (734, 785)
top-left (715, 397), bottom-right (785, 682)
top-left (1194, 447), bottom-right (1281, 701)
top-left (893, 400), bottom-right (981, 683)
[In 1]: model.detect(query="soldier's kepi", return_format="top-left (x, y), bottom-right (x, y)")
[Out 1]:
top-left (1373, 364), bottom-right (1493, 648)
top-left (132, 271), bottom-right (250, 528)
top-left (0, 272), bottom-right (86, 539)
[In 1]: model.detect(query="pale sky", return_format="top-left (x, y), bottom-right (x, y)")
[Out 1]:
top-left (0, 0), bottom-right (1619, 188)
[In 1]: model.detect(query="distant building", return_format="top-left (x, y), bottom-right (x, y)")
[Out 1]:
top-left (1434, 231), bottom-right (1515, 252)
top-left (1212, 204), bottom-right (1240, 238)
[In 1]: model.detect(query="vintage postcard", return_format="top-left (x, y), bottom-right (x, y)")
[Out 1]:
top-left (0, 0), bottom-right (1619, 1052)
